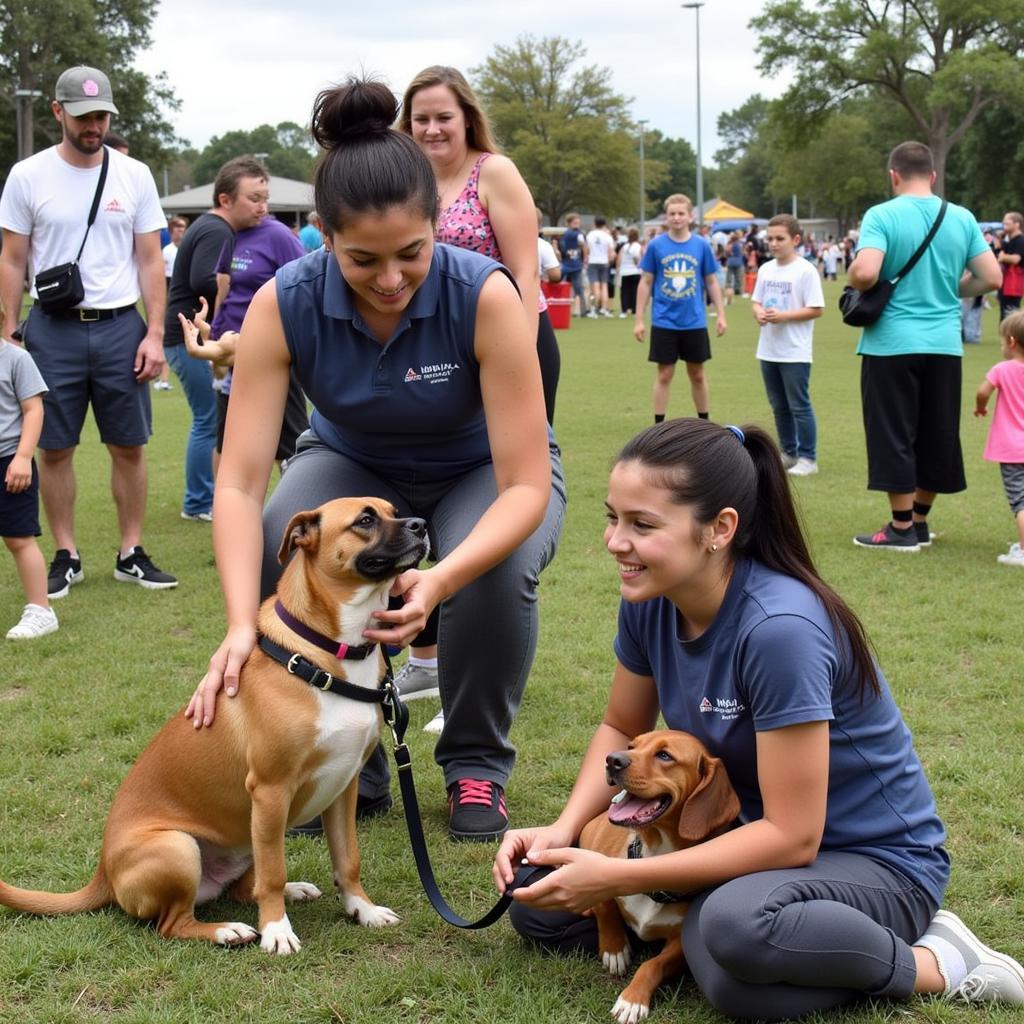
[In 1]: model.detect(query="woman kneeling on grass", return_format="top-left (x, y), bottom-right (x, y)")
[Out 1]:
top-left (494, 418), bottom-right (1024, 1018)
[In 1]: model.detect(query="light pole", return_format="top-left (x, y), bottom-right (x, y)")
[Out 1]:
top-left (637, 119), bottom-right (649, 232)
top-left (682, 1), bottom-right (705, 227)
top-left (14, 88), bottom-right (43, 161)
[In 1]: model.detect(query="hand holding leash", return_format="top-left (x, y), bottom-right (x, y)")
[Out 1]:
top-left (494, 823), bottom-right (577, 893)
top-left (505, 847), bottom-right (617, 915)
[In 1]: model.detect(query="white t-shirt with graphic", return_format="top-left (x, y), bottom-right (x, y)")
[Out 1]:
top-left (752, 257), bottom-right (825, 362)
top-left (0, 146), bottom-right (166, 308)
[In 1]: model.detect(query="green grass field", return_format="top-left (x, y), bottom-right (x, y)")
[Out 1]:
top-left (1, 284), bottom-right (1022, 1024)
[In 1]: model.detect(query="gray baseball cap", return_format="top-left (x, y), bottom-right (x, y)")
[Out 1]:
top-left (55, 66), bottom-right (119, 117)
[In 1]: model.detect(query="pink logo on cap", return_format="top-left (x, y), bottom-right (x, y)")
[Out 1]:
top-left (83, 79), bottom-right (100, 97)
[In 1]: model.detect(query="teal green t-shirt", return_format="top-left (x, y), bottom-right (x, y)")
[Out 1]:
top-left (855, 195), bottom-right (988, 357)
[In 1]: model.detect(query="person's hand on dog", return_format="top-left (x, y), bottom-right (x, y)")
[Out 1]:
top-left (493, 822), bottom-right (577, 894)
top-left (503, 846), bottom-right (621, 914)
top-left (185, 623), bottom-right (257, 727)
top-left (362, 567), bottom-right (439, 647)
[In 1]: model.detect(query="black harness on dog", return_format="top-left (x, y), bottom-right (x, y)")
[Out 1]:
top-left (256, 609), bottom-right (523, 930)
top-left (627, 837), bottom-right (691, 904)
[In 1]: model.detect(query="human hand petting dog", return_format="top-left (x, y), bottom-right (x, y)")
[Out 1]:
top-left (185, 622), bottom-right (258, 728)
top-left (361, 566), bottom-right (440, 647)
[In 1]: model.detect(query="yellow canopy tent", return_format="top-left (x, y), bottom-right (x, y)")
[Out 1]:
top-left (702, 197), bottom-right (755, 222)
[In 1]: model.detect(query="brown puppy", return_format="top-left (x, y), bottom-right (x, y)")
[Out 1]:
top-left (0, 497), bottom-right (429, 954)
top-left (579, 730), bottom-right (740, 1023)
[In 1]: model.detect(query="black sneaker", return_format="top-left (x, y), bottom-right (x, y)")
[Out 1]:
top-left (113, 547), bottom-right (179, 589)
top-left (447, 779), bottom-right (508, 842)
top-left (48, 549), bottom-right (84, 599)
top-left (914, 521), bottom-right (935, 547)
top-left (852, 523), bottom-right (920, 552)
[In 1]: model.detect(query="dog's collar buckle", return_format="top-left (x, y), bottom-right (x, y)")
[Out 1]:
top-left (286, 653), bottom-right (302, 675)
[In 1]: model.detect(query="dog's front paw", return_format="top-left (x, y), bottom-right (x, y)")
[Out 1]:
top-left (344, 894), bottom-right (400, 928)
top-left (284, 881), bottom-right (322, 902)
top-left (601, 945), bottom-right (632, 976)
top-left (611, 995), bottom-right (649, 1024)
top-left (260, 915), bottom-right (302, 955)
top-left (215, 922), bottom-right (259, 946)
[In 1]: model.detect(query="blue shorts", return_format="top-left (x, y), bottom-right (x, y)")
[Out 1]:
top-left (0, 454), bottom-right (41, 537)
top-left (587, 264), bottom-right (610, 285)
top-left (23, 306), bottom-right (152, 449)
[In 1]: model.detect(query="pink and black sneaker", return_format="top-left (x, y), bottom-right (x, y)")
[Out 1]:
top-left (852, 523), bottom-right (920, 552)
top-left (447, 778), bottom-right (508, 842)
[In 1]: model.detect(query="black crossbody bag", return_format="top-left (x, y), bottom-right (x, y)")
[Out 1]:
top-left (839, 199), bottom-right (947, 327)
top-left (34, 148), bottom-right (110, 314)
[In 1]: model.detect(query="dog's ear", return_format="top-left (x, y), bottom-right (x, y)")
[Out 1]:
top-left (677, 753), bottom-right (741, 842)
top-left (278, 510), bottom-right (323, 565)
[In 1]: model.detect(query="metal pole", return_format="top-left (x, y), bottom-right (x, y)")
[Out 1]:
top-left (638, 119), bottom-right (648, 231)
top-left (14, 89), bottom-right (42, 161)
top-left (682, 3), bottom-right (705, 226)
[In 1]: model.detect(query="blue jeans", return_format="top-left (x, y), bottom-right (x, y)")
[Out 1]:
top-left (165, 344), bottom-right (217, 516)
top-left (760, 360), bottom-right (816, 461)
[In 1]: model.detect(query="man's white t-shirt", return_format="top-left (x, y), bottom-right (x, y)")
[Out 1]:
top-left (0, 146), bottom-right (166, 308)
top-left (537, 237), bottom-right (560, 279)
top-left (752, 257), bottom-right (825, 362)
top-left (586, 228), bottom-right (614, 266)
top-left (162, 241), bottom-right (179, 279)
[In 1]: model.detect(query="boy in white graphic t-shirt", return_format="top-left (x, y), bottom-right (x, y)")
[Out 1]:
top-left (752, 214), bottom-right (825, 476)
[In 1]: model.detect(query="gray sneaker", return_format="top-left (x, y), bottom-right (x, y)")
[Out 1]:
top-left (393, 661), bottom-right (439, 701)
top-left (917, 909), bottom-right (1024, 1004)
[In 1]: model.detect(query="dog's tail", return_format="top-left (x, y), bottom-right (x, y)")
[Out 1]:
top-left (0, 866), bottom-right (113, 916)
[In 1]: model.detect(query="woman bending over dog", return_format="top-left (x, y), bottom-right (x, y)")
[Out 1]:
top-left (183, 76), bottom-right (564, 843)
top-left (494, 418), bottom-right (1024, 1018)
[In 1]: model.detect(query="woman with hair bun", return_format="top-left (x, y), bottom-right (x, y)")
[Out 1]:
top-left (495, 418), bottom-right (1023, 1018)
top-left (182, 77), bottom-right (565, 843)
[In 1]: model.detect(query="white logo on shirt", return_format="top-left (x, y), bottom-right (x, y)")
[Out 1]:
top-left (404, 362), bottom-right (460, 385)
top-left (698, 696), bottom-right (747, 721)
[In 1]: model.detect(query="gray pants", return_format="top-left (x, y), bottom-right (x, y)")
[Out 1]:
top-left (509, 852), bottom-right (937, 1020)
top-left (261, 433), bottom-right (566, 795)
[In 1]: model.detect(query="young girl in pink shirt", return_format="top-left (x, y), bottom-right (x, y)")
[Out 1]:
top-left (975, 310), bottom-right (1024, 566)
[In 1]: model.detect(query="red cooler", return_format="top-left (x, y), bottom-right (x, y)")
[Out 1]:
top-left (541, 280), bottom-right (572, 330)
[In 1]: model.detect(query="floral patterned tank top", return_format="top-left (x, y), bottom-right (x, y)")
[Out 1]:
top-left (435, 153), bottom-right (547, 313)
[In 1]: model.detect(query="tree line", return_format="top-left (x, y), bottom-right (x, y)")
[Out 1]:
top-left (4, 3), bottom-right (1022, 226)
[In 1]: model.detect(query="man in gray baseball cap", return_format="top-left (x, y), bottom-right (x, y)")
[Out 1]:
top-left (0, 64), bottom-right (179, 594)
top-left (54, 65), bottom-right (119, 116)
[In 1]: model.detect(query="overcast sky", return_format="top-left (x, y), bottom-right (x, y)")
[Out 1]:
top-left (137, 0), bottom-right (789, 167)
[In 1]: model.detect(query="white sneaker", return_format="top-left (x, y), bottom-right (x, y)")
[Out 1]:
top-left (585, 310), bottom-right (598, 319)
top-left (917, 909), bottom-right (1024, 1004)
top-left (393, 661), bottom-right (439, 701)
top-left (996, 542), bottom-right (1024, 567)
top-left (6, 604), bottom-right (58, 641)
top-left (600, 309), bottom-right (613, 318)
top-left (780, 452), bottom-right (798, 470)
top-left (787, 458), bottom-right (819, 476)
top-left (423, 709), bottom-right (445, 734)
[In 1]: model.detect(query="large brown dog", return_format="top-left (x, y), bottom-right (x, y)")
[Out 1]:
top-left (0, 497), bottom-right (428, 954)
top-left (579, 730), bottom-right (740, 1023)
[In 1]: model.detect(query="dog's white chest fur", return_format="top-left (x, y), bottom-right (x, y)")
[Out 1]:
top-left (292, 585), bottom-right (386, 824)
top-left (617, 832), bottom-right (686, 940)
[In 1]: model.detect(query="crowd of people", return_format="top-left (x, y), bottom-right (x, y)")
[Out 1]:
top-left (2, 61), bottom-right (1023, 1019)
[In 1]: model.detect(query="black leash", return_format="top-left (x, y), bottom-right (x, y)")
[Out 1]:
top-left (259, 634), bottom-right (530, 928)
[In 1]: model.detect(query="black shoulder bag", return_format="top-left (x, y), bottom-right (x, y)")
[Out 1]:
top-left (839, 200), bottom-right (947, 327)
top-left (34, 148), bottom-right (110, 314)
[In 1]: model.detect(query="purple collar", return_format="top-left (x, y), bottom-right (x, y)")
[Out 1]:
top-left (274, 600), bottom-right (377, 661)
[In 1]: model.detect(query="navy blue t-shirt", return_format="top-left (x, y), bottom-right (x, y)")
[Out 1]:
top-left (614, 558), bottom-right (949, 905)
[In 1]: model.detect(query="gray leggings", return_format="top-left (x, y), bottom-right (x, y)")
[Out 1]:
top-left (509, 852), bottom-right (937, 1020)
top-left (261, 433), bottom-right (566, 794)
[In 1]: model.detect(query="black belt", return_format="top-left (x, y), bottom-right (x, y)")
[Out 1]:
top-left (37, 303), bottom-right (136, 322)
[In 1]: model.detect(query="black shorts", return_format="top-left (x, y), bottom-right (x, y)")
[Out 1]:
top-left (217, 369), bottom-right (309, 462)
top-left (649, 326), bottom-right (711, 365)
top-left (0, 455), bottom-right (42, 537)
top-left (860, 354), bottom-right (966, 494)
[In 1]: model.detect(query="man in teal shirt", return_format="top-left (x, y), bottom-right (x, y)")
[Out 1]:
top-left (847, 142), bottom-right (1000, 551)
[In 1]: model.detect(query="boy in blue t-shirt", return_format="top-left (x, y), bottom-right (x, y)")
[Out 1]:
top-left (634, 194), bottom-right (727, 422)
